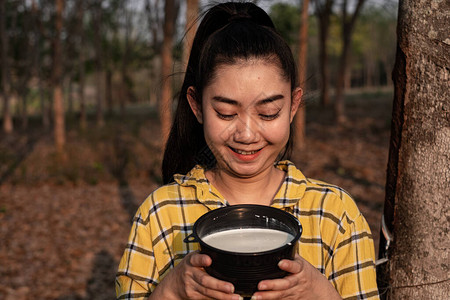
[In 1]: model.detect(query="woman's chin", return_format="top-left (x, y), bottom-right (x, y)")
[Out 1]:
top-left (220, 160), bottom-right (271, 179)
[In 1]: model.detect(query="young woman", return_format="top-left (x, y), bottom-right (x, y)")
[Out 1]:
top-left (116, 2), bottom-right (379, 299)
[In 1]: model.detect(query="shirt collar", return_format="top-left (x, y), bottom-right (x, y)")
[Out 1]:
top-left (174, 165), bottom-right (227, 210)
top-left (174, 160), bottom-right (307, 209)
top-left (271, 160), bottom-right (307, 209)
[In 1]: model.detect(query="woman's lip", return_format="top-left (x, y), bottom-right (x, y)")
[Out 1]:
top-left (229, 147), bottom-right (262, 155)
top-left (228, 146), bottom-right (263, 161)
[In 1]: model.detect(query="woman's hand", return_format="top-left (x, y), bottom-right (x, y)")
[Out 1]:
top-left (149, 251), bottom-right (242, 300)
top-left (250, 254), bottom-right (342, 300)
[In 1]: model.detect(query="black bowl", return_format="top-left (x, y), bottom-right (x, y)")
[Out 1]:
top-left (184, 205), bottom-right (302, 296)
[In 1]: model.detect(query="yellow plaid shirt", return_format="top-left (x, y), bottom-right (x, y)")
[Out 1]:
top-left (116, 161), bottom-right (379, 299)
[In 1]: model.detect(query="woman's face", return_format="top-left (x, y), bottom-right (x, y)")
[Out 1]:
top-left (188, 59), bottom-right (302, 179)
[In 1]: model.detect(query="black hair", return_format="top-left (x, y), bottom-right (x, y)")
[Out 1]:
top-left (162, 1), bottom-right (299, 184)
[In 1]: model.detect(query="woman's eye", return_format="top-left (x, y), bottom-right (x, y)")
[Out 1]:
top-left (216, 112), bottom-right (236, 120)
top-left (259, 111), bottom-right (280, 120)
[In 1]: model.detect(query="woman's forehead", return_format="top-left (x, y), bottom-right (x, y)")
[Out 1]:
top-left (214, 56), bottom-right (282, 71)
top-left (207, 58), bottom-right (288, 87)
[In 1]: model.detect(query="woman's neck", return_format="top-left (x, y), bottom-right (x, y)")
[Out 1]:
top-left (205, 165), bottom-right (285, 206)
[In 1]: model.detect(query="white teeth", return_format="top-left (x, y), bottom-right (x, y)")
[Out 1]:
top-left (234, 149), bottom-right (258, 155)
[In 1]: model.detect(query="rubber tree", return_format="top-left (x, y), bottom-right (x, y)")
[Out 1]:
top-left (378, 0), bottom-right (450, 298)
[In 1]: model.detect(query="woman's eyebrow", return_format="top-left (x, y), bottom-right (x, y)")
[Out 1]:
top-left (256, 94), bottom-right (284, 106)
top-left (212, 96), bottom-right (239, 105)
top-left (212, 94), bottom-right (284, 106)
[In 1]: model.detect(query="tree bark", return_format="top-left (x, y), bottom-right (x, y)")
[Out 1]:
top-left (0, 0), bottom-right (13, 133)
top-left (380, 0), bottom-right (450, 298)
top-left (160, 0), bottom-right (176, 143)
top-left (53, 0), bottom-right (65, 152)
top-left (294, 0), bottom-right (309, 152)
top-left (334, 0), bottom-right (366, 124)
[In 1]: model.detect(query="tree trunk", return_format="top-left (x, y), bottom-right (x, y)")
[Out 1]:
top-left (95, 68), bottom-right (104, 126)
top-left (294, 0), bottom-right (309, 152)
top-left (105, 69), bottom-right (113, 115)
top-left (93, 0), bottom-right (104, 127)
top-left (183, 0), bottom-right (199, 69)
top-left (0, 0), bottom-right (13, 133)
top-left (146, 0), bottom-right (162, 107)
top-left (79, 49), bottom-right (87, 129)
top-left (120, 9), bottom-right (137, 113)
top-left (160, 0), bottom-right (176, 143)
top-left (379, 0), bottom-right (450, 298)
top-left (334, 0), bottom-right (366, 124)
top-left (149, 56), bottom-right (160, 107)
top-left (334, 33), bottom-right (350, 124)
top-left (314, 0), bottom-right (333, 107)
top-left (20, 89), bottom-right (28, 130)
top-left (31, 0), bottom-right (49, 129)
top-left (76, 0), bottom-right (87, 130)
top-left (39, 77), bottom-right (50, 129)
top-left (67, 74), bottom-right (74, 117)
top-left (53, 0), bottom-right (65, 152)
top-left (318, 17), bottom-right (330, 107)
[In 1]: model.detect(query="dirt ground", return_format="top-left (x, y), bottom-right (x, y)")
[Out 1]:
top-left (0, 91), bottom-right (392, 299)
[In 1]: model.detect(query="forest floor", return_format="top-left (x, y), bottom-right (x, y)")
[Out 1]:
top-left (0, 89), bottom-right (393, 299)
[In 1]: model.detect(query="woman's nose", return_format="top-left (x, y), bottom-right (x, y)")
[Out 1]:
top-left (232, 115), bottom-right (260, 144)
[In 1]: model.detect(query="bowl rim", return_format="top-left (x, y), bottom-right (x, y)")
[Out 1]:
top-left (187, 204), bottom-right (302, 256)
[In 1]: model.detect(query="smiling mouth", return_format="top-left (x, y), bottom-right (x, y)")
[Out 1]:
top-left (230, 147), bottom-right (262, 155)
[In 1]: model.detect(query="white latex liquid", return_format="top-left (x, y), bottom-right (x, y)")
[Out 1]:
top-left (202, 228), bottom-right (294, 253)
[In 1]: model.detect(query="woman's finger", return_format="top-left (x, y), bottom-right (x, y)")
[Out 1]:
top-left (257, 273), bottom-right (298, 292)
top-left (278, 257), bottom-right (303, 274)
top-left (188, 252), bottom-right (212, 268)
top-left (195, 283), bottom-right (241, 300)
top-left (192, 268), bottom-right (235, 294)
top-left (252, 289), bottom-right (290, 300)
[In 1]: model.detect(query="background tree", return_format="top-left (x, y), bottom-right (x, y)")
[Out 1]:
top-left (1, 0), bottom-right (13, 133)
top-left (159, 0), bottom-right (178, 143)
top-left (294, 0), bottom-right (310, 151)
top-left (269, 3), bottom-right (300, 47)
top-left (352, 4), bottom-right (397, 88)
top-left (116, 0), bottom-right (140, 116)
top-left (75, 0), bottom-right (87, 129)
top-left (10, 0), bottom-right (34, 130)
top-left (34, 0), bottom-right (52, 129)
top-left (334, 0), bottom-right (366, 124)
top-left (183, 0), bottom-right (199, 69)
top-left (52, 0), bottom-right (65, 152)
top-left (146, 0), bottom-right (163, 107)
top-left (0, 0), bottom-right (398, 151)
top-left (92, 0), bottom-right (105, 127)
top-left (313, 0), bottom-right (334, 107)
top-left (378, 0), bottom-right (450, 298)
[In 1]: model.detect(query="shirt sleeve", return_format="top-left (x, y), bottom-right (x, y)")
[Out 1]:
top-left (116, 208), bottom-right (157, 299)
top-left (329, 212), bottom-right (380, 299)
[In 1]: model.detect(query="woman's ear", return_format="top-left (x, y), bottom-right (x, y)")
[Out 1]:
top-left (187, 86), bottom-right (203, 124)
top-left (289, 87), bottom-right (303, 123)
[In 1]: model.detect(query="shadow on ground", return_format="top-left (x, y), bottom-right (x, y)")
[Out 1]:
top-left (56, 250), bottom-right (117, 300)
top-left (103, 132), bottom-right (139, 222)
